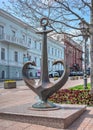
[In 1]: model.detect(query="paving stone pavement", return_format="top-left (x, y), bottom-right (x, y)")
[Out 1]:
top-left (0, 77), bottom-right (93, 130)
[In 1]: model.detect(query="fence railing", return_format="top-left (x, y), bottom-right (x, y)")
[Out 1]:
top-left (0, 33), bottom-right (28, 48)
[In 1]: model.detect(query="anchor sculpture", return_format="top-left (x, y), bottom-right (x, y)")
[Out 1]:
top-left (22, 18), bottom-right (69, 109)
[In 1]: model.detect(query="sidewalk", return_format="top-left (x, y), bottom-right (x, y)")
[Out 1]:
top-left (0, 78), bottom-right (93, 130)
top-left (63, 77), bottom-right (90, 89)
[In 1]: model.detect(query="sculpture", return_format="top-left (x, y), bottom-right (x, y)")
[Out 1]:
top-left (22, 18), bottom-right (69, 109)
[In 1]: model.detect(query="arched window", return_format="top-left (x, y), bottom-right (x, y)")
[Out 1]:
top-left (2, 70), bottom-right (5, 79)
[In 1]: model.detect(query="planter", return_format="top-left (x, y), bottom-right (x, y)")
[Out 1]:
top-left (54, 77), bottom-right (58, 81)
top-left (80, 76), bottom-right (83, 79)
top-left (4, 81), bottom-right (16, 89)
top-left (75, 76), bottom-right (79, 80)
top-left (70, 77), bottom-right (75, 80)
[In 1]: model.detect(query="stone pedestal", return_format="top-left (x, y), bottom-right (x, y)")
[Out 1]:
top-left (0, 103), bottom-right (86, 129)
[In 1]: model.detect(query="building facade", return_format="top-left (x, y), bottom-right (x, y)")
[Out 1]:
top-left (64, 35), bottom-right (83, 71)
top-left (50, 33), bottom-right (83, 72)
top-left (0, 9), bottom-right (65, 80)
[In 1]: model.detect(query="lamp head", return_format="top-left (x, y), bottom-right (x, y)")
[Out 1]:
top-left (79, 19), bottom-right (89, 40)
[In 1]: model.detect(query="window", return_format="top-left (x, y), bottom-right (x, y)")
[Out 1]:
top-left (12, 30), bottom-right (16, 41)
top-left (0, 25), bottom-right (4, 39)
top-left (48, 60), bottom-right (50, 69)
top-left (40, 58), bottom-right (41, 66)
top-left (29, 55), bottom-right (31, 61)
top-left (55, 49), bottom-right (57, 56)
top-left (14, 51), bottom-right (18, 62)
top-left (12, 30), bottom-right (16, 37)
top-left (34, 57), bottom-right (37, 64)
top-left (35, 41), bottom-right (37, 49)
top-left (22, 35), bottom-right (25, 41)
top-left (2, 70), bottom-right (5, 79)
top-left (61, 51), bottom-right (62, 57)
top-left (40, 43), bottom-right (41, 50)
top-left (57, 50), bottom-right (60, 57)
top-left (28, 38), bottom-right (31, 44)
top-left (1, 48), bottom-right (5, 60)
top-left (48, 46), bottom-right (50, 54)
top-left (52, 48), bottom-right (53, 55)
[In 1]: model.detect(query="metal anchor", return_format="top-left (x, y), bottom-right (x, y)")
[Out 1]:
top-left (22, 18), bottom-right (69, 109)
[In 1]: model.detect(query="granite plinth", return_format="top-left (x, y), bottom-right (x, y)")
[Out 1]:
top-left (0, 103), bottom-right (86, 129)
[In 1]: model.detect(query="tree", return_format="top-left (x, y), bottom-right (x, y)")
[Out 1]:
top-left (4, 0), bottom-right (90, 37)
top-left (3, 0), bottom-right (93, 92)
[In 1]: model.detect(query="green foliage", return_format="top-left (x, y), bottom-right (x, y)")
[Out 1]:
top-left (5, 80), bottom-right (16, 83)
top-left (69, 83), bottom-right (91, 90)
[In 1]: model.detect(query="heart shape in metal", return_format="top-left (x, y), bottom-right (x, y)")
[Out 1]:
top-left (22, 18), bottom-right (69, 109)
top-left (22, 60), bottom-right (69, 109)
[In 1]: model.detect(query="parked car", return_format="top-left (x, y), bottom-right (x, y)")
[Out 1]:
top-left (55, 70), bottom-right (64, 77)
top-left (69, 71), bottom-right (77, 76)
top-left (69, 71), bottom-right (83, 76)
top-left (76, 71), bottom-right (83, 76)
top-left (49, 71), bottom-right (60, 78)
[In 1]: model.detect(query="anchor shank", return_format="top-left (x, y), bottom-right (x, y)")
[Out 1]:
top-left (40, 27), bottom-right (50, 84)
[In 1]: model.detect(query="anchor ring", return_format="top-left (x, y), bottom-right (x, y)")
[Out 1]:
top-left (40, 17), bottom-right (48, 27)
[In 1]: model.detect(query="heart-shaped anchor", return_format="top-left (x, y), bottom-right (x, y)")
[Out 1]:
top-left (22, 17), bottom-right (69, 109)
top-left (22, 60), bottom-right (69, 109)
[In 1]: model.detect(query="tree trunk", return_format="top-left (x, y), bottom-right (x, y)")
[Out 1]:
top-left (90, 0), bottom-right (93, 93)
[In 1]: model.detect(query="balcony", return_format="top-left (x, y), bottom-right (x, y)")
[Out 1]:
top-left (0, 34), bottom-right (29, 49)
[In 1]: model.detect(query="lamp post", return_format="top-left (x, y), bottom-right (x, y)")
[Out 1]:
top-left (79, 20), bottom-right (89, 89)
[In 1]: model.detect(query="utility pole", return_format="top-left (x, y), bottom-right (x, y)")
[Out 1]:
top-left (79, 20), bottom-right (88, 89)
top-left (84, 37), bottom-right (88, 89)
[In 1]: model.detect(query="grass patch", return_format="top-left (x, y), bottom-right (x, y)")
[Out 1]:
top-left (69, 83), bottom-right (91, 90)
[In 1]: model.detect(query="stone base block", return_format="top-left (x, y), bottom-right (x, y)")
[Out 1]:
top-left (0, 103), bottom-right (86, 129)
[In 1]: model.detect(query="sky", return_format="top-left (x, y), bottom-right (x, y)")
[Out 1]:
top-left (0, 0), bottom-right (90, 44)
top-left (0, 0), bottom-right (9, 8)
top-left (0, 0), bottom-right (4, 6)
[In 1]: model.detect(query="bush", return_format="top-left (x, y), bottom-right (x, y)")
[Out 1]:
top-left (4, 80), bottom-right (16, 83)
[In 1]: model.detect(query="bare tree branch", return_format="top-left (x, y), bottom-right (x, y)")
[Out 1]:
top-left (3, 0), bottom-right (90, 41)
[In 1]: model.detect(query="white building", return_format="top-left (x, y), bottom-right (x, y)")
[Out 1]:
top-left (0, 9), bottom-right (65, 80)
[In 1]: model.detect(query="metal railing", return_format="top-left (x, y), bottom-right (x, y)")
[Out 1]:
top-left (0, 33), bottom-right (29, 48)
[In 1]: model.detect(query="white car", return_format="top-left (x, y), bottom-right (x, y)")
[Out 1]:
top-left (49, 71), bottom-right (59, 78)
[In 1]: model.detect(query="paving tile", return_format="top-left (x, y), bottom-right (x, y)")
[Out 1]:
top-left (0, 119), bottom-right (16, 128)
top-left (85, 119), bottom-right (93, 130)
top-left (43, 127), bottom-right (65, 130)
top-left (13, 122), bottom-right (31, 128)
top-left (0, 126), bottom-right (6, 130)
top-left (5, 125), bottom-right (23, 130)
top-left (0, 119), bottom-right (4, 122)
top-left (24, 124), bottom-right (46, 130)
top-left (85, 127), bottom-right (93, 130)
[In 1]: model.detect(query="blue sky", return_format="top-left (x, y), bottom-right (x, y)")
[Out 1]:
top-left (0, 0), bottom-right (90, 43)
top-left (0, 0), bottom-right (9, 8)
top-left (0, 0), bottom-right (3, 7)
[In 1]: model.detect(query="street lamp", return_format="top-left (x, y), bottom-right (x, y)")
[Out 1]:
top-left (79, 19), bottom-right (89, 89)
